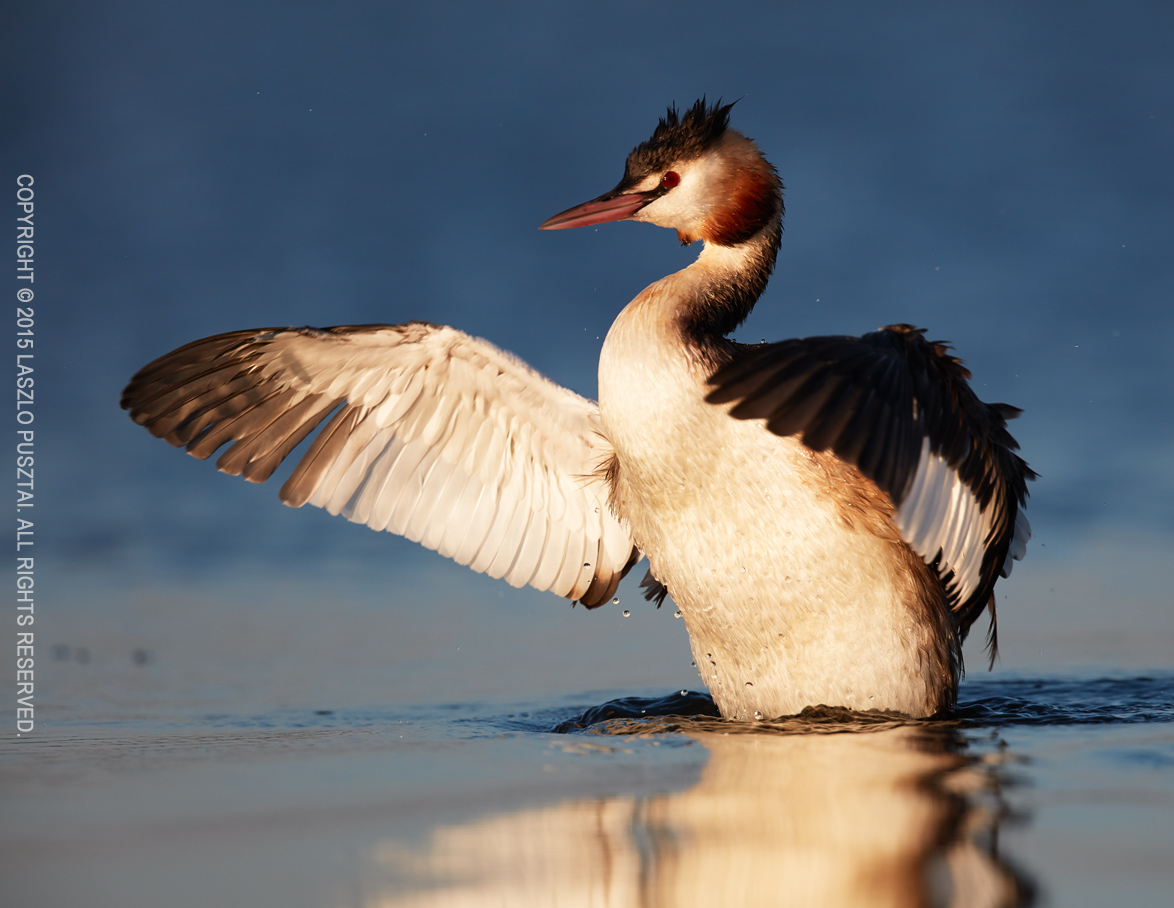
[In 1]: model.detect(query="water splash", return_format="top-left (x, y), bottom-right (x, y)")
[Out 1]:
top-left (552, 674), bottom-right (1174, 736)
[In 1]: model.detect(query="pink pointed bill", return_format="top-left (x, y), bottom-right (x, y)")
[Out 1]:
top-left (539, 191), bottom-right (650, 230)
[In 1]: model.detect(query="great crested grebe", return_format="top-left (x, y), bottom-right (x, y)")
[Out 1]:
top-left (122, 99), bottom-right (1033, 720)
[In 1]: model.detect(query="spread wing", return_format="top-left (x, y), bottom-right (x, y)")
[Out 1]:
top-left (121, 322), bottom-right (638, 606)
top-left (706, 324), bottom-right (1034, 639)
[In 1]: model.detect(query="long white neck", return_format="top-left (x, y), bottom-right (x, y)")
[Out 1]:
top-left (600, 216), bottom-right (780, 409)
top-left (596, 220), bottom-right (781, 540)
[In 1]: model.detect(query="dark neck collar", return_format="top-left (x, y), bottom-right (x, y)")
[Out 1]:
top-left (679, 216), bottom-right (782, 353)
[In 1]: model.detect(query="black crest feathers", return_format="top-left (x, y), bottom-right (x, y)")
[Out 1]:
top-left (623, 98), bottom-right (735, 182)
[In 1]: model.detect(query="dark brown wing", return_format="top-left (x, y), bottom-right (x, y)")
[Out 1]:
top-left (707, 324), bottom-right (1034, 643)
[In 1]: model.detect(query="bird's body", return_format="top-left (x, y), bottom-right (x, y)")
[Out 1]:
top-left (599, 260), bottom-right (955, 719)
top-left (123, 100), bottom-right (1032, 719)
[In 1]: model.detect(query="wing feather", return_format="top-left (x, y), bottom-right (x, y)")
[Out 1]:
top-left (530, 515), bottom-right (572, 593)
top-left (442, 475), bottom-right (498, 565)
top-left (470, 478), bottom-right (524, 577)
top-left (708, 324), bottom-right (1034, 639)
top-left (292, 408), bottom-right (379, 508)
top-left (122, 323), bottom-right (638, 605)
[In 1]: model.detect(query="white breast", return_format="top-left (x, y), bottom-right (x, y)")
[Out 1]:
top-left (599, 290), bottom-right (952, 719)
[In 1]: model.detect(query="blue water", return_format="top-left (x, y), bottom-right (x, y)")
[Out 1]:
top-left (554, 674), bottom-right (1174, 733)
top-left (4, 675), bottom-right (1171, 906)
top-left (3, 2), bottom-right (1174, 906)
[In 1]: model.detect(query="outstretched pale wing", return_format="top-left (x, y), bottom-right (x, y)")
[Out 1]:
top-left (707, 324), bottom-right (1034, 639)
top-left (122, 323), bottom-right (638, 606)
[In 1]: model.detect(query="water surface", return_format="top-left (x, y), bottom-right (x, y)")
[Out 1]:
top-left (4, 675), bottom-right (1172, 906)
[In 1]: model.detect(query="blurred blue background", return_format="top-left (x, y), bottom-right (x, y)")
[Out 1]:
top-left (4, 1), bottom-right (1172, 711)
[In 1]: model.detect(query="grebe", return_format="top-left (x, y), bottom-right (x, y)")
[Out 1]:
top-left (122, 99), bottom-right (1033, 719)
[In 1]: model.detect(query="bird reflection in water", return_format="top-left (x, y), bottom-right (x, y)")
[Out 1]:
top-left (362, 719), bottom-right (1033, 907)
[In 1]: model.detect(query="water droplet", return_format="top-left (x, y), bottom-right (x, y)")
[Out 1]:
top-left (740, 566), bottom-right (747, 573)
top-left (583, 563), bottom-right (591, 568)
top-left (612, 597), bottom-right (620, 605)
top-left (679, 690), bottom-right (687, 697)
top-left (622, 609), bottom-right (630, 617)
top-left (753, 711), bottom-right (764, 721)
top-left (673, 610), bottom-right (682, 618)
top-left (744, 681), bottom-right (754, 688)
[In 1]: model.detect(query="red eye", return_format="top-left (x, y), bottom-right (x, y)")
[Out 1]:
top-left (661, 171), bottom-right (680, 189)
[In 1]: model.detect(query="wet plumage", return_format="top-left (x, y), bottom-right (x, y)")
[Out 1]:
top-left (122, 99), bottom-right (1033, 719)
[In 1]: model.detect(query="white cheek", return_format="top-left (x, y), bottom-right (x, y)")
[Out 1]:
top-left (634, 156), bottom-right (723, 230)
top-left (636, 181), bottom-right (707, 229)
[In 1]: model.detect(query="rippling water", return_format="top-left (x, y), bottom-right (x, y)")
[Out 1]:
top-left (5, 674), bottom-right (1172, 907)
top-left (552, 674), bottom-right (1174, 733)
